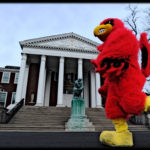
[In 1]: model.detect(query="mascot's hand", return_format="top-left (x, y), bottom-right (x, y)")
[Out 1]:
top-left (98, 87), bottom-right (107, 98)
top-left (100, 58), bottom-right (129, 77)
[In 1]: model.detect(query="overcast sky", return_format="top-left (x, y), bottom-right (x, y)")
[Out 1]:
top-left (0, 3), bottom-right (150, 67)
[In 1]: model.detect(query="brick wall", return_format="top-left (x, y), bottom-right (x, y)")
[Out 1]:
top-left (0, 71), bottom-right (18, 107)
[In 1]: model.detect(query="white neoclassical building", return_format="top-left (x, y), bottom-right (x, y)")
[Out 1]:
top-left (15, 32), bottom-right (102, 108)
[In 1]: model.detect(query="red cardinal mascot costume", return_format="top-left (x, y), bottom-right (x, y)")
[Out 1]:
top-left (91, 18), bottom-right (150, 147)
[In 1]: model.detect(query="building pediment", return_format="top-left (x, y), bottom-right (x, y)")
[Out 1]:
top-left (20, 32), bottom-right (100, 54)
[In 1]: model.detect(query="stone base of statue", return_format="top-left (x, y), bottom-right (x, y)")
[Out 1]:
top-left (65, 98), bottom-right (95, 131)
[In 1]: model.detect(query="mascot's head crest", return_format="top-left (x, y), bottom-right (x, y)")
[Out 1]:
top-left (93, 18), bottom-right (124, 41)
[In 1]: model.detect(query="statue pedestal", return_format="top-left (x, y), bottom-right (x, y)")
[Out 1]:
top-left (65, 98), bottom-right (95, 131)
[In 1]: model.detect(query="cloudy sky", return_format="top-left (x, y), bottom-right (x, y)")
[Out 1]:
top-left (0, 3), bottom-right (150, 67)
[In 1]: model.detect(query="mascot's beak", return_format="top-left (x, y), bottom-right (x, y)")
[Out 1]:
top-left (93, 24), bottom-right (112, 41)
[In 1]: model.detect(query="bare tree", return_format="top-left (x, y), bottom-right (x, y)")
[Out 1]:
top-left (123, 5), bottom-right (150, 96)
top-left (124, 4), bottom-right (139, 36)
top-left (141, 8), bottom-right (150, 95)
top-left (143, 8), bottom-right (150, 40)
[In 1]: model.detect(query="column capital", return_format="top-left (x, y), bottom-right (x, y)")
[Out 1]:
top-left (60, 57), bottom-right (64, 63)
top-left (21, 53), bottom-right (27, 60)
top-left (78, 58), bottom-right (82, 64)
top-left (41, 55), bottom-right (46, 61)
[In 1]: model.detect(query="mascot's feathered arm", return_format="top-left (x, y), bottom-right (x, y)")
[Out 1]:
top-left (96, 43), bottom-right (104, 52)
top-left (139, 32), bottom-right (150, 77)
top-left (98, 78), bottom-right (108, 98)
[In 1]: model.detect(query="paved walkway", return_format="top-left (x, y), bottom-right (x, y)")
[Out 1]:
top-left (0, 131), bottom-right (149, 148)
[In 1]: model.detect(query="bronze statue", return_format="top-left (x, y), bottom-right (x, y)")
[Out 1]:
top-left (73, 78), bottom-right (83, 98)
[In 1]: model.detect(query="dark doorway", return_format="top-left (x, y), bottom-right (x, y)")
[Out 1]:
top-left (88, 71), bottom-right (91, 108)
top-left (25, 63), bottom-right (40, 105)
top-left (49, 72), bottom-right (58, 106)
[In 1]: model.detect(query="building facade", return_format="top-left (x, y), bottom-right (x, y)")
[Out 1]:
top-left (0, 66), bottom-right (19, 107)
top-left (11, 32), bottom-right (103, 108)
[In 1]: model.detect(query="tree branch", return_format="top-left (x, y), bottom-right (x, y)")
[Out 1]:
top-left (124, 4), bottom-right (139, 35)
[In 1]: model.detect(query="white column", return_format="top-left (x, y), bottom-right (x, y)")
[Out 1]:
top-left (44, 70), bottom-right (52, 106)
top-left (22, 64), bottom-right (29, 101)
top-left (78, 58), bottom-right (84, 97)
top-left (36, 55), bottom-right (46, 106)
top-left (95, 73), bottom-right (102, 108)
top-left (15, 54), bottom-right (27, 103)
top-left (83, 72), bottom-right (89, 108)
top-left (42, 67), bottom-right (46, 102)
top-left (78, 58), bottom-right (83, 79)
top-left (57, 57), bottom-right (65, 107)
top-left (90, 71), bottom-right (96, 108)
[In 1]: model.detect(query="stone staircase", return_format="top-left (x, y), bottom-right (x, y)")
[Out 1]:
top-left (0, 106), bottom-right (71, 131)
top-left (0, 106), bottom-right (149, 131)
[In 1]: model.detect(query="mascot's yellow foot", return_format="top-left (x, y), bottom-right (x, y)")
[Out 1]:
top-left (99, 118), bottom-right (133, 147)
top-left (144, 96), bottom-right (150, 112)
top-left (100, 130), bottom-right (133, 147)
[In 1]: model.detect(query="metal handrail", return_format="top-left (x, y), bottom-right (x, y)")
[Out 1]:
top-left (0, 99), bottom-right (24, 123)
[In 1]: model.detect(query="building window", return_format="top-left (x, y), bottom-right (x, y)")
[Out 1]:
top-left (14, 72), bottom-right (19, 84)
top-left (11, 92), bottom-right (16, 104)
top-left (1, 72), bottom-right (10, 83)
top-left (0, 92), bottom-right (7, 107)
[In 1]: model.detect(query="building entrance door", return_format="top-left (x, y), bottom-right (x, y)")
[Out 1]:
top-left (49, 72), bottom-right (58, 106)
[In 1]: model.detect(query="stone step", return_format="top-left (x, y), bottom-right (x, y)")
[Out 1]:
top-left (0, 124), bottom-right (66, 127)
top-left (17, 111), bottom-right (104, 114)
top-left (9, 118), bottom-right (69, 122)
top-left (16, 115), bottom-right (70, 118)
top-left (0, 127), bottom-right (65, 131)
top-left (19, 108), bottom-right (71, 110)
top-left (3, 124), bottom-right (66, 126)
top-left (0, 129), bottom-right (65, 132)
top-left (18, 109), bottom-right (71, 112)
top-left (86, 113), bottom-right (106, 116)
top-left (11, 115), bottom-right (70, 118)
top-left (9, 120), bottom-right (69, 123)
top-left (10, 117), bottom-right (69, 120)
top-left (87, 117), bottom-right (109, 120)
top-left (9, 121), bottom-right (69, 124)
top-left (20, 107), bottom-right (103, 111)
top-left (19, 110), bottom-right (71, 112)
top-left (20, 107), bottom-right (71, 111)
top-left (14, 110), bottom-right (70, 113)
top-left (20, 106), bottom-right (103, 111)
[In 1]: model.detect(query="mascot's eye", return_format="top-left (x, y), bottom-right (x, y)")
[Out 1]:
top-left (104, 19), bottom-right (114, 26)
